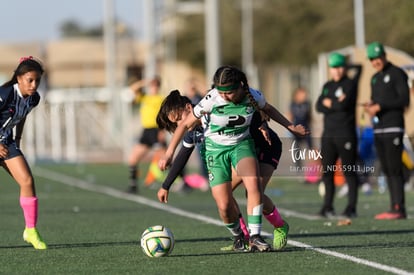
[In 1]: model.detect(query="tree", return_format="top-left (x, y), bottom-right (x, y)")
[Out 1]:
top-left (59, 19), bottom-right (103, 38)
top-left (175, 0), bottom-right (414, 69)
top-left (59, 19), bottom-right (134, 39)
top-left (59, 20), bottom-right (84, 37)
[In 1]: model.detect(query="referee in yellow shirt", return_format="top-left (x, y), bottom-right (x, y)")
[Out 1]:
top-left (127, 76), bottom-right (166, 193)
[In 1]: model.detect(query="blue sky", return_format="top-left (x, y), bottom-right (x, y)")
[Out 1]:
top-left (0, 0), bottom-right (144, 43)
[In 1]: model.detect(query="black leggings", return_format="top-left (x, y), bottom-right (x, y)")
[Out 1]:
top-left (374, 132), bottom-right (405, 212)
top-left (321, 134), bottom-right (359, 211)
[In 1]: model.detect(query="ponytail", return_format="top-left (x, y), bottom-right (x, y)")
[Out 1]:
top-left (2, 56), bottom-right (44, 87)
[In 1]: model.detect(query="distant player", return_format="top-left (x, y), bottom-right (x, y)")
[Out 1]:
top-left (126, 76), bottom-right (167, 193)
top-left (0, 56), bottom-right (47, 249)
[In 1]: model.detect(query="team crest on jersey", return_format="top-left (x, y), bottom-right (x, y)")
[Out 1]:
top-left (335, 87), bottom-right (344, 98)
top-left (393, 137), bottom-right (400, 146)
top-left (208, 171), bottom-right (214, 182)
top-left (383, 74), bottom-right (390, 83)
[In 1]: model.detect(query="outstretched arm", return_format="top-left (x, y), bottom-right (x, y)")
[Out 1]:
top-left (262, 103), bottom-right (308, 137)
top-left (129, 79), bottom-right (146, 92)
top-left (158, 112), bottom-right (200, 170)
top-left (157, 146), bottom-right (195, 203)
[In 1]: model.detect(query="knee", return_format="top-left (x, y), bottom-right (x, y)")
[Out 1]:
top-left (243, 181), bottom-right (261, 195)
top-left (216, 201), bottom-right (234, 219)
top-left (216, 200), bottom-right (231, 213)
top-left (19, 180), bottom-right (36, 197)
top-left (18, 175), bottom-right (34, 192)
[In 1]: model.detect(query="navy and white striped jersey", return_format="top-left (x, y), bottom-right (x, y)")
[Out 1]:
top-left (0, 84), bottom-right (40, 144)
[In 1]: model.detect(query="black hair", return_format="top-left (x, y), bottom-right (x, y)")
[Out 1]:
top-left (2, 57), bottom-right (44, 87)
top-left (213, 65), bottom-right (269, 121)
top-left (156, 90), bottom-right (192, 133)
top-left (213, 65), bottom-right (248, 88)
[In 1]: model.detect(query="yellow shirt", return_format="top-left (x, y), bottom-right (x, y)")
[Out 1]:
top-left (139, 94), bottom-right (164, 128)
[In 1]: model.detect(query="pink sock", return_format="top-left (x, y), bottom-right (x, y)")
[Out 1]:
top-left (20, 196), bottom-right (38, 228)
top-left (239, 216), bottom-right (250, 239)
top-left (265, 206), bottom-right (284, 227)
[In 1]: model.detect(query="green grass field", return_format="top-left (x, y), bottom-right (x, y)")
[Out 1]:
top-left (0, 163), bottom-right (413, 275)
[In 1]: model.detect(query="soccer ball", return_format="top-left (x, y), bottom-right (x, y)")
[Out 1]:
top-left (140, 225), bottom-right (174, 258)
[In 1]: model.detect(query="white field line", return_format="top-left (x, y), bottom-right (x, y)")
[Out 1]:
top-left (34, 167), bottom-right (413, 275)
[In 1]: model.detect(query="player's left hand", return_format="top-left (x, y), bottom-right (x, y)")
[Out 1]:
top-left (288, 124), bottom-right (309, 137)
top-left (258, 122), bottom-right (272, 145)
top-left (158, 154), bottom-right (172, 171)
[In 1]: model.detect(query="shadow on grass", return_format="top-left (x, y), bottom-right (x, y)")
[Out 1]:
top-left (0, 237), bottom-right (294, 256)
top-left (4, 233), bottom-right (411, 253)
top-left (0, 238), bottom-right (228, 250)
top-left (0, 241), bottom-right (139, 250)
top-left (0, 238), bottom-right (229, 250)
top-left (168, 249), bottom-right (292, 257)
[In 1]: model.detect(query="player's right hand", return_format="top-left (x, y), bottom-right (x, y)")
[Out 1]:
top-left (0, 144), bottom-right (8, 158)
top-left (288, 124), bottom-right (309, 137)
top-left (157, 188), bottom-right (169, 203)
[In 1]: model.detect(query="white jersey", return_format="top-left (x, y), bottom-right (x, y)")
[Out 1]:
top-left (193, 87), bottom-right (266, 146)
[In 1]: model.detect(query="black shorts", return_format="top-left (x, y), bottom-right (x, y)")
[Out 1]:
top-left (138, 128), bottom-right (165, 147)
top-left (255, 132), bottom-right (282, 170)
top-left (0, 142), bottom-right (23, 161)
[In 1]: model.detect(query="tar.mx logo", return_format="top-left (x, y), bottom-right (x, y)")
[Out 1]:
top-left (289, 140), bottom-right (322, 163)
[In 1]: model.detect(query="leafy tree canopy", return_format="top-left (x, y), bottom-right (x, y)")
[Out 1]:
top-left (175, 0), bottom-right (414, 69)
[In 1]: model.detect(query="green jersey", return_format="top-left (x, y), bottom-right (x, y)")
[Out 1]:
top-left (193, 87), bottom-right (266, 146)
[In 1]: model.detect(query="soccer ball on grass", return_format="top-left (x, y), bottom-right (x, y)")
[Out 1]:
top-left (140, 225), bottom-right (174, 258)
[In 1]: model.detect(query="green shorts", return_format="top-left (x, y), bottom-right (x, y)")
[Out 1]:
top-left (205, 138), bottom-right (256, 187)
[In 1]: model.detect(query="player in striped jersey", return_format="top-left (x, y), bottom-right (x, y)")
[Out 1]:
top-left (158, 66), bottom-right (307, 251)
top-left (0, 56), bottom-right (47, 249)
